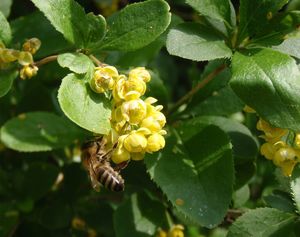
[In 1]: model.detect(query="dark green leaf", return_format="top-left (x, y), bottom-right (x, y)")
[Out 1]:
top-left (114, 192), bottom-right (168, 237)
top-left (0, 203), bottom-right (19, 237)
top-left (238, 0), bottom-right (288, 43)
top-left (186, 0), bottom-right (235, 26)
top-left (85, 13), bottom-right (106, 49)
top-left (0, 0), bottom-right (13, 17)
top-left (264, 190), bottom-right (296, 213)
top-left (0, 112), bottom-right (84, 152)
top-left (167, 23), bottom-right (232, 61)
top-left (58, 73), bottom-right (111, 134)
top-left (227, 208), bottom-right (296, 237)
top-left (145, 125), bottom-right (234, 227)
top-left (0, 70), bottom-right (18, 98)
top-left (11, 12), bottom-right (71, 58)
top-left (0, 10), bottom-right (11, 45)
top-left (291, 165), bottom-right (300, 213)
top-left (230, 49), bottom-right (300, 131)
top-left (57, 53), bottom-right (94, 74)
top-left (99, 0), bottom-right (171, 52)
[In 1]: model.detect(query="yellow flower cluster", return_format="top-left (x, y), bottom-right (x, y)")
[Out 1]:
top-left (90, 66), bottom-right (167, 164)
top-left (157, 225), bottom-right (185, 237)
top-left (257, 118), bottom-right (300, 176)
top-left (0, 38), bottom-right (40, 79)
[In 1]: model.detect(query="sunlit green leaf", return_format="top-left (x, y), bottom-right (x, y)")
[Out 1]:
top-left (0, 10), bottom-right (11, 45)
top-left (57, 53), bottom-right (94, 74)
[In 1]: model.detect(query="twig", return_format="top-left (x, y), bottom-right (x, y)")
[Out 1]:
top-left (34, 55), bottom-right (58, 67)
top-left (167, 64), bottom-right (226, 115)
top-left (89, 54), bottom-right (106, 67)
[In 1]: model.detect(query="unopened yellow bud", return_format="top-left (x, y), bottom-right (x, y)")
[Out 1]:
top-left (111, 146), bottom-right (131, 164)
top-left (124, 131), bottom-right (147, 153)
top-left (18, 51), bottom-right (34, 65)
top-left (87, 228), bottom-right (97, 237)
top-left (273, 147), bottom-right (297, 176)
top-left (294, 133), bottom-right (300, 149)
top-left (0, 48), bottom-right (20, 63)
top-left (257, 118), bottom-right (287, 142)
top-left (22, 38), bottom-right (41, 55)
top-left (20, 65), bottom-right (38, 80)
top-left (121, 99), bottom-right (147, 125)
top-left (260, 142), bottom-right (275, 160)
top-left (90, 66), bottom-right (118, 93)
top-left (168, 225), bottom-right (184, 237)
top-left (146, 133), bottom-right (165, 153)
top-left (157, 230), bottom-right (167, 237)
top-left (131, 152), bottom-right (145, 161)
top-left (129, 67), bottom-right (151, 83)
top-left (71, 217), bottom-right (86, 230)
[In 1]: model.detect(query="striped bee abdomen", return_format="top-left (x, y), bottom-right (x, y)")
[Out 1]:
top-left (97, 164), bottom-right (125, 192)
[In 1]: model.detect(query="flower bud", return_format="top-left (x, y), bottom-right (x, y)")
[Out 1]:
top-left (20, 65), bottom-right (38, 80)
top-left (146, 133), bottom-right (165, 153)
top-left (260, 142), bottom-right (275, 160)
top-left (18, 51), bottom-right (34, 65)
top-left (112, 146), bottom-right (131, 164)
top-left (294, 133), bottom-right (300, 149)
top-left (273, 147), bottom-right (297, 176)
top-left (121, 99), bottom-right (147, 125)
top-left (124, 131), bottom-right (147, 153)
top-left (168, 225), bottom-right (184, 237)
top-left (22, 38), bottom-right (41, 55)
top-left (157, 230), bottom-right (167, 237)
top-left (257, 118), bottom-right (287, 142)
top-left (131, 152), bottom-right (145, 161)
top-left (129, 67), bottom-right (151, 83)
top-left (0, 48), bottom-right (20, 63)
top-left (90, 66), bottom-right (118, 93)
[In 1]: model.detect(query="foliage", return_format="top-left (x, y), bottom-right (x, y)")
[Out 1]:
top-left (1, 0), bottom-right (300, 237)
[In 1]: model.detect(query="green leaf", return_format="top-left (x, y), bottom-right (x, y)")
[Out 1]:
top-left (291, 165), bottom-right (300, 213)
top-left (0, 204), bottom-right (19, 237)
top-left (0, 10), bottom-right (11, 45)
top-left (99, 0), bottom-right (171, 52)
top-left (0, 0), bottom-right (12, 18)
top-left (273, 37), bottom-right (300, 59)
top-left (0, 70), bottom-right (18, 98)
top-left (233, 185), bottom-right (250, 208)
top-left (186, 0), bottom-right (235, 26)
top-left (176, 116), bottom-right (258, 188)
top-left (58, 73), bottom-right (111, 134)
top-left (11, 12), bottom-right (71, 58)
top-left (227, 208), bottom-right (296, 237)
top-left (145, 125), bottom-right (234, 227)
top-left (264, 190), bottom-right (296, 213)
top-left (114, 192), bottom-right (168, 237)
top-left (166, 23), bottom-right (232, 61)
top-left (230, 49), bottom-right (300, 131)
top-left (238, 0), bottom-right (288, 43)
top-left (57, 53), bottom-right (94, 74)
top-left (0, 112), bottom-right (84, 152)
top-left (31, 0), bottom-right (102, 48)
top-left (85, 13), bottom-right (106, 49)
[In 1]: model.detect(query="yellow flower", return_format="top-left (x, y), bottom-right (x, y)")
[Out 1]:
top-left (22, 38), bottom-right (41, 55)
top-left (141, 111), bottom-right (166, 132)
top-left (256, 118), bottom-right (287, 142)
top-left (129, 67), bottom-right (151, 83)
top-left (260, 142), bottom-right (275, 160)
top-left (294, 133), bottom-right (300, 149)
top-left (131, 152), bottom-right (145, 161)
top-left (0, 48), bottom-right (20, 63)
top-left (157, 230), bottom-right (167, 237)
top-left (123, 129), bottom-right (150, 153)
top-left (71, 217), bottom-right (86, 230)
top-left (273, 147), bottom-right (297, 176)
top-left (121, 98), bottom-right (147, 125)
top-left (113, 74), bottom-right (146, 101)
top-left (20, 65), bottom-right (38, 80)
top-left (168, 225), bottom-right (184, 237)
top-left (111, 135), bottom-right (131, 164)
top-left (18, 51), bottom-right (34, 66)
top-left (90, 66), bottom-right (118, 93)
top-left (146, 133), bottom-right (166, 153)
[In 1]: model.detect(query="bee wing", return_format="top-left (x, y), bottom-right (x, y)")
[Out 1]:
top-left (89, 162), bottom-right (101, 192)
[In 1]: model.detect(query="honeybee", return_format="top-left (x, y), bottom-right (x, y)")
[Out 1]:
top-left (81, 137), bottom-right (126, 192)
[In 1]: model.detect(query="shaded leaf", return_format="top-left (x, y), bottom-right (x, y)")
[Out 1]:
top-left (0, 0), bottom-right (13, 17)
top-left (145, 125), bottom-right (234, 227)
top-left (100, 0), bottom-right (171, 52)
top-left (58, 73), bottom-right (111, 134)
top-left (0, 112), bottom-right (84, 152)
top-left (167, 23), bottom-right (232, 61)
top-left (0, 69), bottom-right (18, 98)
top-left (0, 10), bottom-right (11, 45)
top-left (230, 49), bottom-right (300, 131)
top-left (227, 208), bottom-right (296, 237)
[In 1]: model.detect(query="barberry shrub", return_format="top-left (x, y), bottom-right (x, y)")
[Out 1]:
top-left (1, 0), bottom-right (300, 236)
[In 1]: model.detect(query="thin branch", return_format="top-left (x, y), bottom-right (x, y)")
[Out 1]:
top-left (167, 64), bottom-right (226, 115)
top-left (34, 55), bottom-right (58, 67)
top-left (89, 54), bottom-right (106, 67)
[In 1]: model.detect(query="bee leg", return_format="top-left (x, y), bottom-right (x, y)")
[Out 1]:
top-left (114, 160), bottom-right (129, 172)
